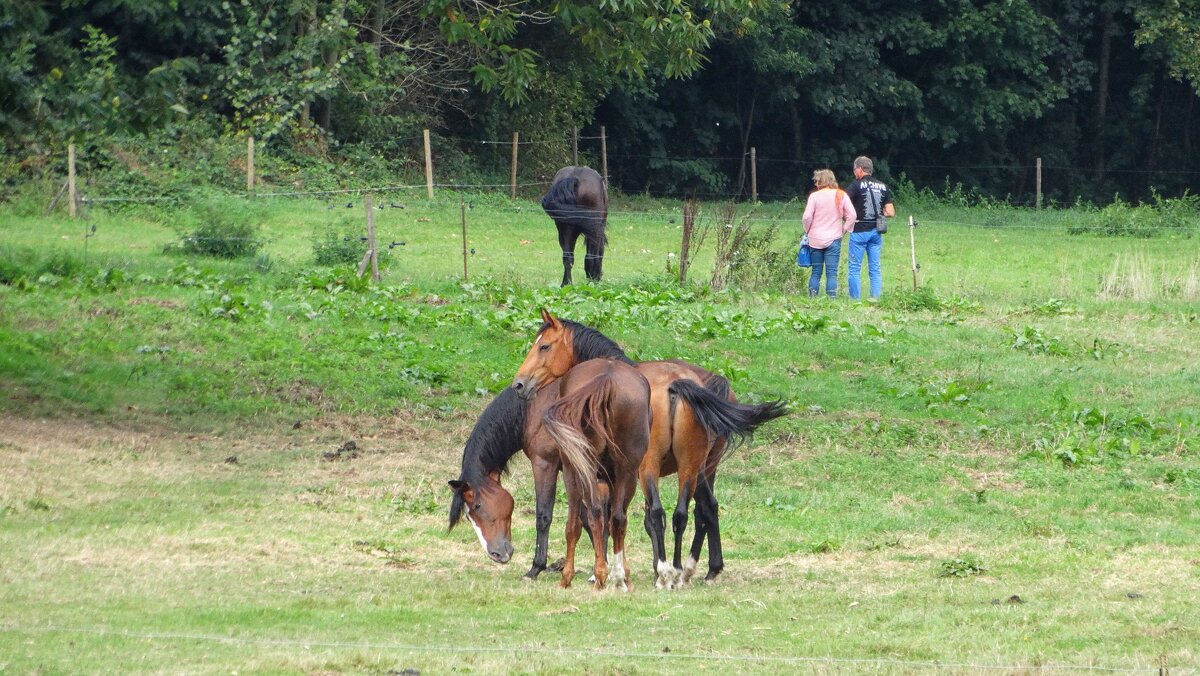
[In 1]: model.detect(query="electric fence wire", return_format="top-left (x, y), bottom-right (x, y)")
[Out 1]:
top-left (0, 625), bottom-right (1172, 673)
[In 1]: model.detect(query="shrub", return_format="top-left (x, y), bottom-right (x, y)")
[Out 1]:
top-left (313, 219), bottom-right (372, 266)
top-left (170, 197), bottom-right (263, 258)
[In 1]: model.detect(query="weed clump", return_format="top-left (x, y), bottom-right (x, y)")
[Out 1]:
top-left (168, 197), bottom-right (263, 258)
top-left (937, 553), bottom-right (987, 578)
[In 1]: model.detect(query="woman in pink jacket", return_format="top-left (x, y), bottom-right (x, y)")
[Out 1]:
top-left (802, 169), bottom-right (857, 298)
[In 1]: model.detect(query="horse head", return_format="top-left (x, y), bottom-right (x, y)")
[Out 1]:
top-left (448, 474), bottom-right (515, 564)
top-left (512, 308), bottom-right (577, 400)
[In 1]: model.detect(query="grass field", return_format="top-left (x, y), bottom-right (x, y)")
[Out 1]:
top-left (2, 190), bottom-right (1199, 674)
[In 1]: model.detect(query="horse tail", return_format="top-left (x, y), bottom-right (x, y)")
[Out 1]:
top-left (541, 177), bottom-right (580, 219)
top-left (543, 373), bottom-right (620, 502)
top-left (703, 373), bottom-right (732, 400)
top-left (668, 379), bottom-right (787, 459)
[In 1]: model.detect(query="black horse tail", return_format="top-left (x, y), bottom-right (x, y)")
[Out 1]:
top-left (703, 373), bottom-right (732, 400)
top-left (668, 379), bottom-right (787, 457)
top-left (541, 177), bottom-right (580, 219)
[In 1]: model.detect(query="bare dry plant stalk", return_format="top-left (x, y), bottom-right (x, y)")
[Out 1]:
top-left (710, 202), bottom-right (757, 290)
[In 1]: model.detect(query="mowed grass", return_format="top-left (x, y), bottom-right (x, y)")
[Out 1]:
top-left (1, 193), bottom-right (1199, 673)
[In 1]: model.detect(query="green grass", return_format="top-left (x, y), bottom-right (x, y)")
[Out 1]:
top-left (1, 192), bottom-right (1199, 673)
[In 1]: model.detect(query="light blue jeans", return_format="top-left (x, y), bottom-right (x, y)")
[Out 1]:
top-left (807, 239), bottom-right (841, 297)
top-left (847, 230), bottom-right (882, 299)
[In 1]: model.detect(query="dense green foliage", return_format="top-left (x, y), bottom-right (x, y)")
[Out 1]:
top-left (5, 2), bottom-right (1200, 208)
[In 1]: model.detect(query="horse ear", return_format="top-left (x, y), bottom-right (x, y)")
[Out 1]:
top-left (448, 479), bottom-right (468, 493)
top-left (540, 307), bottom-right (554, 324)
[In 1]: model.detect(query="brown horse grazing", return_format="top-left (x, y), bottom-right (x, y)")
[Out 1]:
top-left (543, 357), bottom-right (651, 590)
top-left (541, 166), bottom-right (608, 286)
top-left (512, 309), bottom-right (788, 587)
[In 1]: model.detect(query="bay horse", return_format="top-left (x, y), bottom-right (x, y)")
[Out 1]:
top-left (511, 309), bottom-right (788, 587)
top-left (542, 166), bottom-right (608, 286)
top-left (543, 357), bottom-right (651, 590)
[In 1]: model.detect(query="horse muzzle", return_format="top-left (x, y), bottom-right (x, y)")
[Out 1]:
top-left (511, 377), bottom-right (537, 401)
top-left (489, 541), bottom-right (514, 564)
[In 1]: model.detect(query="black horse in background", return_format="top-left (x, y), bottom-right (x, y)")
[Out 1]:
top-left (541, 166), bottom-right (608, 286)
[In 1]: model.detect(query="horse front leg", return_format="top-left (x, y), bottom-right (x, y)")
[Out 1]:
top-left (524, 457), bottom-right (558, 581)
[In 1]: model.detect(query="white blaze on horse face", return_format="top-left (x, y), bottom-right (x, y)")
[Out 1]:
top-left (464, 511), bottom-right (488, 557)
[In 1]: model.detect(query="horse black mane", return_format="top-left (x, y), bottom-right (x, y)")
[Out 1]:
top-left (551, 319), bottom-right (636, 366)
top-left (448, 386), bottom-right (528, 529)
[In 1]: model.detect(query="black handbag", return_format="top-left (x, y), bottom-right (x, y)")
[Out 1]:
top-left (871, 187), bottom-right (888, 234)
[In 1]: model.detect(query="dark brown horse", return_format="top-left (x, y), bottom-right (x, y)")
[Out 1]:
top-left (543, 357), bottom-right (651, 590)
top-left (512, 309), bottom-right (788, 587)
top-left (542, 166), bottom-right (607, 286)
top-left (447, 383), bottom-right (563, 577)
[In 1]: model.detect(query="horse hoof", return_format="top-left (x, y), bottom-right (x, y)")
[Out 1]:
top-left (548, 557), bottom-right (566, 572)
top-left (704, 569), bottom-right (722, 583)
top-left (681, 557), bottom-right (698, 584)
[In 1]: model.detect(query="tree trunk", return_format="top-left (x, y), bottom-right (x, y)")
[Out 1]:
top-left (790, 102), bottom-right (804, 163)
top-left (373, 0), bottom-right (385, 57)
top-left (1094, 8), bottom-right (1114, 181)
top-left (735, 89), bottom-right (756, 199)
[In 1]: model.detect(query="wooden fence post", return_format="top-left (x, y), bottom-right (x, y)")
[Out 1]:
top-left (908, 215), bottom-right (918, 292)
top-left (511, 131), bottom-right (519, 199)
top-left (246, 136), bottom-right (255, 193)
top-left (424, 129), bottom-right (434, 199)
top-left (1036, 157), bottom-right (1043, 209)
top-left (358, 194), bottom-right (379, 281)
top-left (461, 197), bottom-right (469, 282)
top-left (68, 143), bottom-right (77, 218)
top-left (600, 125), bottom-right (608, 186)
top-left (750, 147), bottom-right (757, 202)
top-left (572, 127), bottom-right (579, 166)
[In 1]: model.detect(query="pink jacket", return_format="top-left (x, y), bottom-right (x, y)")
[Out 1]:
top-left (802, 188), bottom-right (856, 249)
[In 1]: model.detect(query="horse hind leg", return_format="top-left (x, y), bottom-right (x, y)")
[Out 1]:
top-left (583, 228), bottom-right (605, 282)
top-left (607, 482), bottom-right (636, 592)
top-left (670, 479), bottom-right (695, 588)
top-left (639, 471), bottom-right (671, 589)
top-left (559, 473), bottom-right (585, 589)
top-left (558, 225), bottom-right (580, 287)
top-left (694, 473), bottom-right (724, 582)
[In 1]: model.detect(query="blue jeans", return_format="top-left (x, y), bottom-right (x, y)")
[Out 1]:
top-left (807, 239), bottom-right (841, 297)
top-left (847, 230), bottom-right (882, 299)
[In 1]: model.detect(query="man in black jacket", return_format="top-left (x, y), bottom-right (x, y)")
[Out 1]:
top-left (845, 156), bottom-right (895, 300)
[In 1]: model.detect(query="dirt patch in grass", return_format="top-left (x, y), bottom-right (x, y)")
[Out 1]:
top-left (128, 297), bottom-right (185, 309)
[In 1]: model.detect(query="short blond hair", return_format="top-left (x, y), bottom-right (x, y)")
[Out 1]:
top-left (811, 169), bottom-right (837, 189)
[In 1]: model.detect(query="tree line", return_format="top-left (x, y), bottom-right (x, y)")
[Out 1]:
top-left (4, 1), bottom-right (1200, 205)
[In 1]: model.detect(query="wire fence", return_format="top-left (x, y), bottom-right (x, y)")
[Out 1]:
top-left (0, 625), bottom-right (1180, 673)
top-left (12, 132), bottom-right (1199, 293)
top-left (47, 127), bottom-right (1200, 210)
